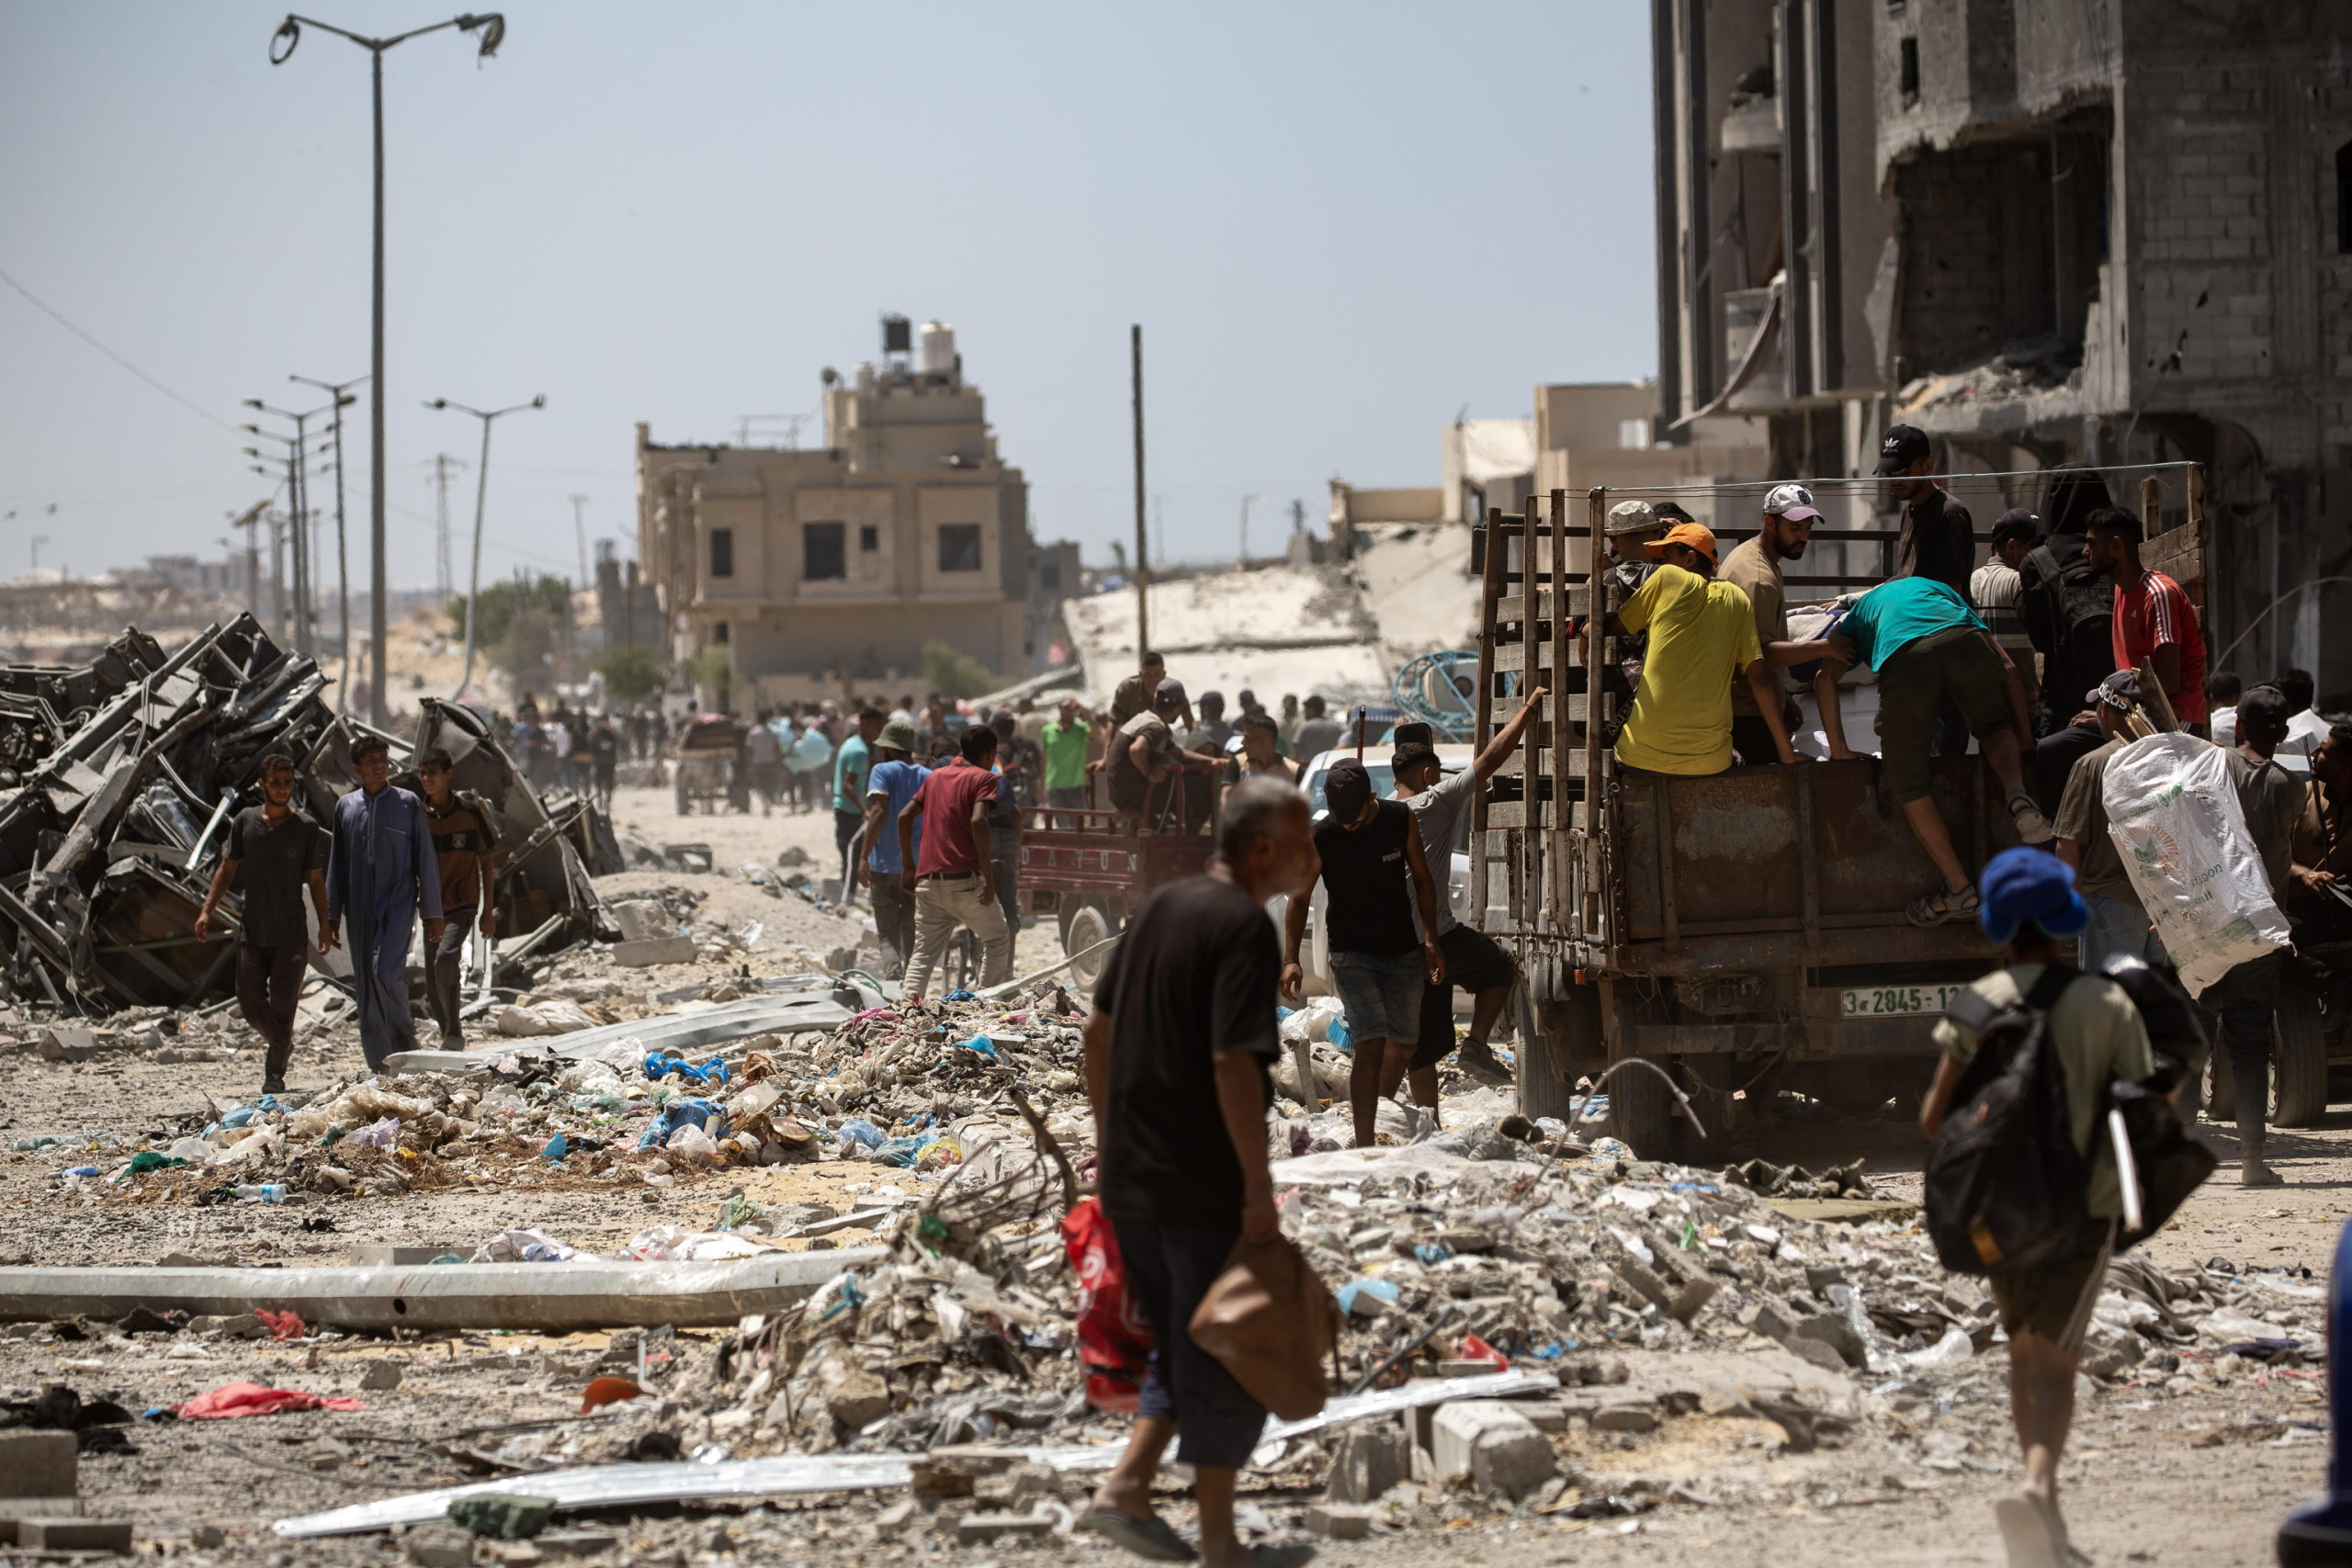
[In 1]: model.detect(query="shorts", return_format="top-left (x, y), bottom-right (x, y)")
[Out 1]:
top-left (1876, 626), bottom-right (2015, 802)
top-left (1108, 1216), bottom-right (1265, 1470)
top-left (1109, 764), bottom-right (1148, 813)
top-left (1411, 924), bottom-right (1519, 1068)
top-left (1988, 1222), bottom-right (2114, 1355)
top-left (1329, 949), bottom-right (1425, 1044)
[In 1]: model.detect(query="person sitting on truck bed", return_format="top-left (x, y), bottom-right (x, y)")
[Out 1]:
top-left (1283, 756), bottom-right (1446, 1149)
top-left (1105, 679), bottom-right (1223, 835)
top-left (1596, 521), bottom-right (1798, 774)
top-left (1815, 575), bottom-right (2052, 928)
top-left (1390, 684), bottom-right (1548, 1100)
top-left (1722, 483), bottom-right (1831, 766)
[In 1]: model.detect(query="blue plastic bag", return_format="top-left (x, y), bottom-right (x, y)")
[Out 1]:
top-left (836, 1118), bottom-right (885, 1152)
top-left (636, 1097), bottom-right (720, 1150)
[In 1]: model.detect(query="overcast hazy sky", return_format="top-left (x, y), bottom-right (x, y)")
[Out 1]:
top-left (0, 3), bottom-right (1656, 589)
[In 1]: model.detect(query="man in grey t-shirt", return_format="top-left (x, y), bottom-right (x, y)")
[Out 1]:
top-left (1389, 686), bottom-right (1547, 1105)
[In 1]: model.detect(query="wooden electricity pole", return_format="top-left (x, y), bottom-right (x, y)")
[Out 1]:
top-left (1131, 324), bottom-right (1149, 663)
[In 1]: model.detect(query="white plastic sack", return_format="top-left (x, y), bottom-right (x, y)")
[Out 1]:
top-left (2101, 733), bottom-right (2289, 994)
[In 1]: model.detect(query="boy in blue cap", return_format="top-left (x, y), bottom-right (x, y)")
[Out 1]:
top-left (1920, 847), bottom-right (2156, 1568)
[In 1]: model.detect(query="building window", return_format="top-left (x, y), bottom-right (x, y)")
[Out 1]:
top-left (708, 527), bottom-right (733, 579)
top-left (713, 621), bottom-right (729, 645)
top-left (859, 524), bottom-right (879, 552)
top-left (938, 525), bottom-right (983, 573)
top-left (1899, 37), bottom-right (1919, 105)
top-left (804, 522), bottom-right (846, 581)
top-left (2338, 141), bottom-right (2352, 254)
top-left (1039, 559), bottom-right (1061, 592)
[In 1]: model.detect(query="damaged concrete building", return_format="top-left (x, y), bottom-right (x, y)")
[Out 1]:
top-left (636, 317), bottom-right (1055, 707)
top-left (1652, 0), bottom-right (2352, 687)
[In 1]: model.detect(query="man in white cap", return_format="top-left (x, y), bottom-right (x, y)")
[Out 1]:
top-left (1721, 482), bottom-right (1825, 765)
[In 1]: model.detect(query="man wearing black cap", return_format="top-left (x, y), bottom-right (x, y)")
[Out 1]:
top-left (1282, 756), bottom-right (1446, 1147)
top-left (1391, 686), bottom-right (1547, 1096)
top-left (1880, 424), bottom-right (1978, 758)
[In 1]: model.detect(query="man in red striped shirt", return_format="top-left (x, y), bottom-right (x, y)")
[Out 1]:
top-left (2086, 507), bottom-right (2207, 728)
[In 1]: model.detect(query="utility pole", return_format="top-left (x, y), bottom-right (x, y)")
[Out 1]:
top-left (1130, 323), bottom-right (1148, 664)
top-left (569, 493), bottom-right (590, 590)
top-left (28, 537), bottom-right (49, 575)
top-left (268, 8), bottom-right (508, 726)
top-left (290, 374), bottom-right (365, 705)
top-left (1238, 493), bottom-right (1260, 569)
top-left (432, 454), bottom-right (457, 600)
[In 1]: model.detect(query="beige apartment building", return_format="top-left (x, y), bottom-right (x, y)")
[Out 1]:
top-left (636, 319), bottom-right (1034, 708)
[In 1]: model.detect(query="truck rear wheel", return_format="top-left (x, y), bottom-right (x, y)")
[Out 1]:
top-left (1610, 1057), bottom-right (1678, 1162)
top-left (1062, 903), bottom-right (1117, 992)
top-left (2274, 981), bottom-right (2329, 1128)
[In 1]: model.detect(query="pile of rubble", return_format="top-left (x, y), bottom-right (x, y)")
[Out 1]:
top-left (0, 616), bottom-right (614, 1017)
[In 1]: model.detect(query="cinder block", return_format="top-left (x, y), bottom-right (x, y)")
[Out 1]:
top-left (1324, 1423), bottom-right (1409, 1504)
top-left (17, 1517), bottom-right (132, 1551)
top-left (612, 936), bottom-right (697, 969)
top-left (1430, 1402), bottom-right (1556, 1500)
top-left (1592, 1404), bottom-right (1659, 1433)
top-left (956, 1511), bottom-right (1054, 1543)
top-left (1305, 1503), bottom-right (1373, 1540)
top-left (0, 1433), bottom-right (75, 1498)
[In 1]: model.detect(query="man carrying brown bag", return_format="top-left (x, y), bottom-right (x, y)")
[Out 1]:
top-left (1080, 776), bottom-right (1319, 1568)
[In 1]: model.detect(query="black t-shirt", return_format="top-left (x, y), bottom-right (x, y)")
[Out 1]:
top-left (226, 807), bottom-right (328, 949)
top-left (1898, 488), bottom-right (1976, 600)
top-left (1094, 874), bottom-right (1280, 1225)
top-left (1314, 798), bottom-right (1419, 956)
top-left (2033, 721), bottom-right (2106, 815)
top-left (592, 728), bottom-right (618, 768)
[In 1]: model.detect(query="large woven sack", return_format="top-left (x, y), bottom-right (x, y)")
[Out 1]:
top-left (1187, 1234), bottom-right (1339, 1421)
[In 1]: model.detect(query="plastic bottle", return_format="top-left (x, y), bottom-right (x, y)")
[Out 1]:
top-left (234, 1183), bottom-right (288, 1203)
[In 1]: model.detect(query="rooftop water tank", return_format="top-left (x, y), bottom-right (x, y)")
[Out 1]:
top-left (918, 321), bottom-right (956, 376)
top-left (854, 362), bottom-right (876, 391)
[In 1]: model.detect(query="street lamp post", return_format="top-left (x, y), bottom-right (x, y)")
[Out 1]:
top-left (269, 10), bottom-right (506, 725)
top-left (426, 394), bottom-right (545, 699)
top-left (290, 374), bottom-right (366, 709)
top-left (243, 399), bottom-right (334, 652)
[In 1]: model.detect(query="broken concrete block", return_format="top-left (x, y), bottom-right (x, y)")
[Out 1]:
top-left (956, 1511), bottom-right (1055, 1544)
top-left (1778, 1336), bottom-right (1849, 1375)
top-left (0, 1433), bottom-right (75, 1497)
top-left (874, 1499), bottom-right (921, 1536)
top-left (820, 1363), bottom-right (892, 1427)
top-left (1430, 1402), bottom-right (1557, 1500)
top-left (38, 1027), bottom-right (110, 1062)
top-left (359, 1360), bottom-right (405, 1391)
top-left (1433, 1358), bottom-right (1502, 1379)
top-left (0, 1502), bottom-right (81, 1547)
top-left (532, 1530), bottom-right (616, 1560)
top-left (1305, 1503), bottom-right (1374, 1540)
top-left (613, 936), bottom-right (698, 969)
top-left (1591, 1404), bottom-right (1659, 1433)
top-left (1790, 1314), bottom-right (1865, 1368)
top-left (1667, 1279), bottom-right (1721, 1324)
top-left (1324, 1423), bottom-right (1409, 1504)
top-left (909, 1461), bottom-right (976, 1500)
top-left (17, 1518), bottom-right (131, 1552)
top-left (405, 1525), bottom-right (479, 1567)
top-left (187, 1313), bottom-right (269, 1338)
top-left (1516, 1400), bottom-right (1571, 1434)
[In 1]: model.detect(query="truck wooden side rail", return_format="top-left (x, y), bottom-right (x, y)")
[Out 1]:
top-left (1473, 476), bottom-right (2207, 1160)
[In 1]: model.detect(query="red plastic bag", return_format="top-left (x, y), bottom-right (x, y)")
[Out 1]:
top-left (174, 1382), bottom-right (367, 1419)
top-left (1061, 1197), bottom-right (1151, 1413)
top-left (1460, 1332), bottom-right (1510, 1371)
top-left (254, 1309), bottom-right (306, 1341)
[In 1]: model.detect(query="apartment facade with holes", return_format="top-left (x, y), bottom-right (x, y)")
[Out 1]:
top-left (635, 331), bottom-right (1034, 708)
top-left (1653, 0), bottom-right (2352, 690)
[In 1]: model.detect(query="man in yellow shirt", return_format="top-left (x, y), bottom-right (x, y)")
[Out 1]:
top-left (1598, 522), bottom-right (1797, 774)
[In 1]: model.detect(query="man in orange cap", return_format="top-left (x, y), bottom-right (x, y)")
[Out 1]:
top-left (1594, 521), bottom-right (1798, 775)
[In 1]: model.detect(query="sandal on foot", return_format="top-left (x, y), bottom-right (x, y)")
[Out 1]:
top-left (1082, 1508), bottom-right (1198, 1562)
top-left (2007, 792), bottom-right (2055, 845)
top-left (1906, 886), bottom-right (1981, 928)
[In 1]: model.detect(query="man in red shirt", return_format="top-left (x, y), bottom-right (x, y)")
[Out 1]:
top-left (2086, 507), bottom-right (2207, 728)
top-left (896, 725), bottom-right (1012, 1004)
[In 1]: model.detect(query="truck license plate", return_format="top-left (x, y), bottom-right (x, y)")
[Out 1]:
top-left (1840, 983), bottom-right (1964, 1019)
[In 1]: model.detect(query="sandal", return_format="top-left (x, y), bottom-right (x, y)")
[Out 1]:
top-left (1906, 886), bottom-right (1982, 928)
top-left (1082, 1508), bottom-right (1198, 1562)
top-left (2007, 792), bottom-right (2055, 845)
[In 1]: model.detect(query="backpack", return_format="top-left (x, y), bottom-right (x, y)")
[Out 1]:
top-left (1924, 964), bottom-right (2104, 1274)
top-left (2022, 536), bottom-right (2116, 704)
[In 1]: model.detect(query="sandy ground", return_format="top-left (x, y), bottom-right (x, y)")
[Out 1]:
top-left (0, 789), bottom-right (2337, 1562)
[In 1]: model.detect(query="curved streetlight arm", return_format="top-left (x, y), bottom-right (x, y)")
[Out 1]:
top-left (270, 12), bottom-right (503, 61)
top-left (426, 393), bottom-right (546, 698)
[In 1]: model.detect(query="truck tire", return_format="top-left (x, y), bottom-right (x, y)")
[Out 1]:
top-left (1520, 982), bottom-right (1598, 1122)
top-left (2204, 1047), bottom-right (2236, 1124)
top-left (2274, 981), bottom-right (2329, 1128)
top-left (1610, 1057), bottom-right (1678, 1162)
top-left (1063, 903), bottom-right (1117, 992)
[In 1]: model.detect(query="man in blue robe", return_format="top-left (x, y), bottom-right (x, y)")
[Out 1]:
top-left (324, 735), bottom-right (445, 1070)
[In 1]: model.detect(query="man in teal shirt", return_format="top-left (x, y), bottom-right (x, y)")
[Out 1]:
top-left (831, 708), bottom-right (883, 898)
top-left (1040, 695), bottom-right (1091, 827)
top-left (1816, 576), bottom-right (2050, 927)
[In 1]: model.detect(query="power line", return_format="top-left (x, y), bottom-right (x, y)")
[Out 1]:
top-left (0, 264), bottom-right (243, 437)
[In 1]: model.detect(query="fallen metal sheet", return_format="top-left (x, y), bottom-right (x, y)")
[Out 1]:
top-left (0, 1249), bottom-right (884, 1332)
top-left (381, 993), bottom-right (859, 1075)
top-left (275, 1369), bottom-right (1562, 1536)
top-left (277, 1454), bottom-right (923, 1538)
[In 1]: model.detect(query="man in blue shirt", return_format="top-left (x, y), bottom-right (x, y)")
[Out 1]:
top-left (1817, 575), bottom-right (2051, 927)
top-left (858, 719), bottom-right (928, 977)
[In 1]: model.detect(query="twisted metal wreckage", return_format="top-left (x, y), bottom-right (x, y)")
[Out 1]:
top-left (0, 615), bottom-right (617, 1014)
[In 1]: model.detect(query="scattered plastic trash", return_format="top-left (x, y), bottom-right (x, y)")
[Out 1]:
top-left (232, 1183), bottom-right (288, 1203)
top-left (172, 1382), bottom-right (365, 1419)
